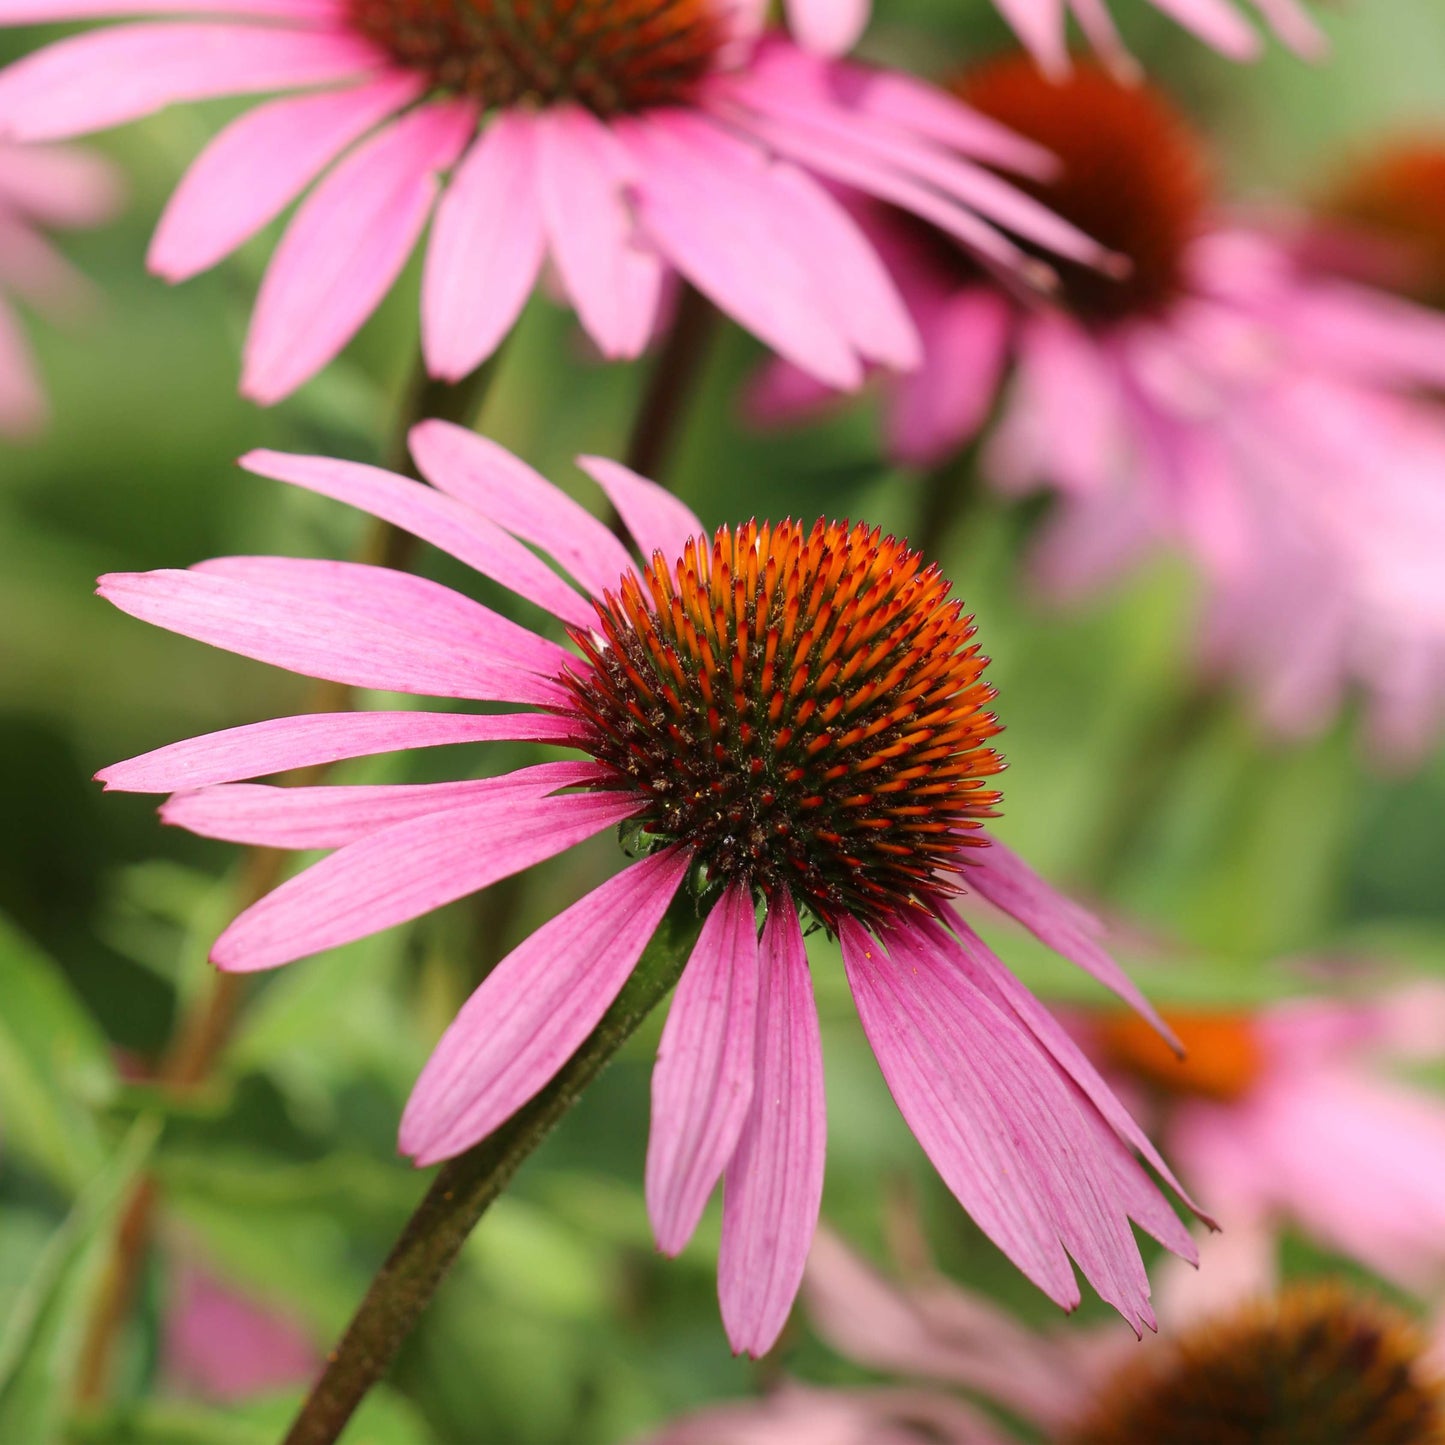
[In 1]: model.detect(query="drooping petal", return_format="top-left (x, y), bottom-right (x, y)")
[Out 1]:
top-left (149, 73), bottom-right (422, 281)
top-left (573, 455), bottom-right (704, 565)
top-left (210, 786), bottom-right (640, 971)
top-left (0, 0), bottom-right (341, 20)
top-left (161, 759), bottom-right (609, 848)
top-left (719, 891), bottom-right (826, 1357)
top-left (0, 24), bottom-right (381, 142)
top-left (646, 883), bottom-right (760, 1255)
top-left (1143, 0), bottom-right (1265, 57)
top-left (242, 100), bottom-right (474, 404)
top-left (421, 110), bottom-right (545, 382)
top-left (238, 450), bottom-right (594, 627)
top-left (408, 420), bottom-right (633, 597)
top-left (401, 846), bottom-right (691, 1165)
top-left (0, 140), bottom-right (121, 225)
top-left (191, 556), bottom-right (572, 676)
top-left (97, 568), bottom-right (567, 706)
top-left (97, 710), bottom-right (582, 793)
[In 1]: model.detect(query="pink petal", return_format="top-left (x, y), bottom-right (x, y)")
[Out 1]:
top-left (191, 555), bottom-right (572, 676)
top-left (573, 455), bottom-right (704, 566)
top-left (0, 141), bottom-right (122, 226)
top-left (0, 213), bottom-right (92, 312)
top-left (238, 450), bottom-right (594, 627)
top-left (401, 845), bottom-right (691, 1165)
top-left (646, 883), bottom-right (760, 1255)
top-left (784, 0), bottom-right (868, 55)
top-left (992, 0), bottom-right (1071, 76)
top-left (623, 112), bottom-right (862, 389)
top-left (1249, 0), bottom-right (1327, 55)
top-left (98, 568), bottom-right (566, 706)
top-left (161, 759), bottom-right (608, 848)
top-left (421, 111), bottom-right (545, 382)
top-left (97, 710), bottom-right (581, 793)
top-left (242, 100), bottom-right (474, 404)
top-left (0, 25), bottom-right (382, 142)
top-left (965, 836), bottom-right (1180, 1049)
top-left (407, 420), bottom-right (633, 597)
top-left (535, 104), bottom-right (662, 360)
top-left (1144, 0), bottom-right (1264, 57)
top-left (0, 0), bottom-right (341, 19)
top-left (211, 786), bottom-right (639, 972)
top-left (719, 890), bottom-right (826, 1357)
top-left (149, 73), bottom-right (421, 282)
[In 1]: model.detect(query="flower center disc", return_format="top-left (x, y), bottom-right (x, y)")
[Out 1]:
top-left (565, 520), bottom-right (1005, 929)
top-left (1095, 1009), bottom-right (1263, 1103)
top-left (348, 0), bottom-right (722, 114)
top-left (957, 58), bottom-right (1210, 324)
top-left (1069, 1287), bottom-right (1445, 1445)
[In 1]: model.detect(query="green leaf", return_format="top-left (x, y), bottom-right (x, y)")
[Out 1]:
top-left (0, 1118), bottom-right (160, 1443)
top-left (0, 915), bottom-right (117, 1190)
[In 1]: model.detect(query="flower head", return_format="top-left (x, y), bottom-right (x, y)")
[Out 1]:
top-left (0, 139), bottom-right (118, 434)
top-left (99, 427), bottom-right (1202, 1353)
top-left (0, 0), bottom-right (1109, 402)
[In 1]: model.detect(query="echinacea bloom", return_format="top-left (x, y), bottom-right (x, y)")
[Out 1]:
top-left (0, 139), bottom-right (118, 433)
top-left (98, 426), bottom-right (1202, 1354)
top-left (782, 0), bottom-right (1324, 67)
top-left (649, 1233), bottom-right (1445, 1445)
top-left (1087, 984), bottom-right (1445, 1305)
top-left (0, 0), bottom-right (1112, 405)
top-left (752, 60), bottom-right (1445, 756)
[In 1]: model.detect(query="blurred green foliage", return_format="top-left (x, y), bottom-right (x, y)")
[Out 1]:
top-left (1, 1), bottom-right (1444, 1442)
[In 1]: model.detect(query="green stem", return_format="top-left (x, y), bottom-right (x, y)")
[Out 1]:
top-left (280, 903), bottom-right (703, 1445)
top-left (913, 449), bottom-right (980, 563)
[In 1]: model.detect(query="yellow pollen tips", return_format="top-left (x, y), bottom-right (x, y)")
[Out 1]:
top-left (1095, 1008), bottom-right (1264, 1103)
top-left (563, 519), bottom-right (1005, 928)
top-left (957, 57), bottom-right (1211, 324)
top-left (348, 0), bottom-right (721, 115)
top-left (1069, 1286), bottom-right (1445, 1445)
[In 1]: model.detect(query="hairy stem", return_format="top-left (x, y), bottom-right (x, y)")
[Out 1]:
top-left (281, 906), bottom-right (702, 1445)
top-left (72, 353), bottom-right (500, 1408)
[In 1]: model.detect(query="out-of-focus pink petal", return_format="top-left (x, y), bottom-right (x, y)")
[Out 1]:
top-left (743, 355), bottom-right (842, 430)
top-left (990, 0), bottom-right (1071, 77)
top-left (1154, 1212), bottom-right (1277, 1330)
top-left (646, 883), bottom-right (759, 1255)
top-left (0, 0), bottom-right (341, 20)
top-left (401, 846), bottom-right (690, 1165)
top-left (408, 420), bottom-right (633, 597)
top-left (536, 104), bottom-right (662, 360)
top-left (160, 759), bottom-right (608, 848)
top-left (149, 73), bottom-right (421, 281)
top-left (1249, 0), bottom-right (1326, 54)
top-left (0, 25), bottom-right (381, 141)
top-left (210, 786), bottom-right (639, 971)
top-left (242, 100), bottom-right (473, 404)
top-left (964, 836), bottom-right (1180, 1049)
top-left (96, 710), bottom-right (582, 793)
top-left (1131, 0), bottom-right (1263, 56)
top-left (421, 110), bottom-right (544, 382)
top-left (238, 449), bottom-right (595, 627)
top-left (97, 568), bottom-right (567, 706)
top-left (191, 555), bottom-right (572, 676)
top-left (0, 214), bottom-right (89, 311)
top-left (784, 0), bottom-right (868, 56)
top-left (719, 891), bottom-right (826, 1357)
top-left (0, 140), bottom-right (121, 225)
top-left (574, 454), bottom-right (704, 565)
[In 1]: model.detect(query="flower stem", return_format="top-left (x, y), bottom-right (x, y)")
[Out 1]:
top-left (71, 351), bottom-right (502, 1409)
top-left (914, 450), bottom-right (978, 563)
top-left (280, 904), bottom-right (702, 1445)
top-left (623, 284), bottom-right (717, 488)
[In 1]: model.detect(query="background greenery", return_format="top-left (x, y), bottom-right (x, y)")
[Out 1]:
top-left (2, 1), bottom-right (1444, 1440)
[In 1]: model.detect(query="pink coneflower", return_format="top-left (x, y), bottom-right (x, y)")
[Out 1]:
top-left (98, 425), bottom-right (1202, 1354)
top-left (0, 139), bottom-right (118, 433)
top-left (1087, 985), bottom-right (1445, 1306)
top-left (0, 3), bottom-right (1110, 405)
top-left (648, 1232), bottom-right (1445, 1445)
top-left (752, 60), bottom-right (1445, 756)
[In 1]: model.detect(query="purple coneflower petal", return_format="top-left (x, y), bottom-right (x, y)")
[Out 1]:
top-left (239, 450), bottom-right (595, 627)
top-left (191, 556), bottom-right (573, 677)
top-left (967, 836), bottom-right (1180, 1049)
top-left (574, 455), bottom-right (704, 564)
top-left (97, 711), bottom-right (580, 794)
top-left (242, 100), bottom-right (473, 404)
top-left (0, 24), bottom-right (380, 142)
top-left (647, 882), bottom-right (760, 1255)
top-left (0, 0), bottom-right (342, 19)
top-left (408, 420), bottom-right (633, 598)
top-left (783, 0), bottom-right (867, 58)
top-left (421, 110), bottom-right (545, 382)
top-left (149, 73), bottom-right (422, 282)
top-left (211, 786), bottom-right (640, 972)
top-left (97, 568), bottom-right (567, 706)
top-left (1146, 0), bottom-right (1265, 56)
top-left (401, 845), bottom-right (692, 1166)
top-left (719, 891), bottom-right (826, 1358)
top-left (160, 759), bottom-right (609, 848)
